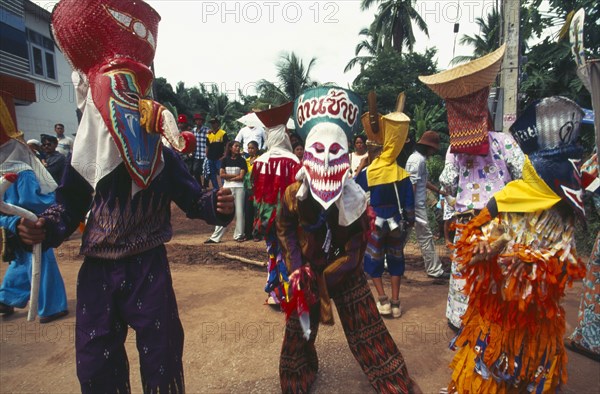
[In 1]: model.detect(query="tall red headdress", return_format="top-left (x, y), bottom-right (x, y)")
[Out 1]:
top-left (51, 0), bottom-right (193, 191)
top-left (51, 0), bottom-right (160, 75)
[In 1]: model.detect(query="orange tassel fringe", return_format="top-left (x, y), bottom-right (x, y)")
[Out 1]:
top-left (448, 208), bottom-right (586, 393)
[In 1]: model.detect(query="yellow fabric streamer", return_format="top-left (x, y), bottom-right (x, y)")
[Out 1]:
top-left (365, 112), bottom-right (411, 187)
top-left (0, 96), bottom-right (18, 137)
top-left (494, 156), bottom-right (561, 213)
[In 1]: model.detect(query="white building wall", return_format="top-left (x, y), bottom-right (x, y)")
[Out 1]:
top-left (15, 6), bottom-right (78, 143)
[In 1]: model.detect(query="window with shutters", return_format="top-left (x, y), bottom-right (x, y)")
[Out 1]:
top-left (27, 28), bottom-right (56, 80)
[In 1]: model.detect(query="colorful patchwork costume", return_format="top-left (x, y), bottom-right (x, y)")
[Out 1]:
top-left (447, 96), bottom-right (587, 393)
top-left (252, 102), bottom-right (301, 304)
top-left (420, 45), bottom-right (525, 329)
top-left (277, 87), bottom-right (415, 393)
top-left (565, 11), bottom-right (600, 361)
top-left (0, 94), bottom-right (68, 321)
top-left (26, 1), bottom-right (233, 392)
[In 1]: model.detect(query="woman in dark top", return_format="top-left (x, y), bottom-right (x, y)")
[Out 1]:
top-left (205, 141), bottom-right (248, 243)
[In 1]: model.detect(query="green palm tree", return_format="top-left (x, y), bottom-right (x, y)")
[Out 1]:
top-left (450, 6), bottom-right (542, 66)
top-left (205, 85), bottom-right (244, 135)
top-left (360, 0), bottom-right (428, 53)
top-left (450, 9), bottom-right (500, 65)
top-left (344, 27), bottom-right (380, 74)
top-left (257, 52), bottom-right (318, 104)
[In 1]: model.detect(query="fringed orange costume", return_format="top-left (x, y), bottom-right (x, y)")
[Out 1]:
top-left (447, 96), bottom-right (588, 393)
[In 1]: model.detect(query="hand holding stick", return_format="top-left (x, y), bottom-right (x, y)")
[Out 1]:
top-left (0, 173), bottom-right (42, 321)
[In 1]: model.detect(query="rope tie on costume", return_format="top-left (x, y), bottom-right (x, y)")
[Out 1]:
top-left (323, 222), bottom-right (332, 254)
top-left (300, 208), bottom-right (335, 256)
top-left (296, 208), bottom-right (338, 326)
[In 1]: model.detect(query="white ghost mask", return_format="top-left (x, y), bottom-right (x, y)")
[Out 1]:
top-left (302, 122), bottom-right (350, 209)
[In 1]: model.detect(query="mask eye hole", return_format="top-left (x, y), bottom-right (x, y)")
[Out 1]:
top-left (329, 143), bottom-right (343, 155)
top-left (311, 142), bottom-right (325, 153)
top-left (125, 92), bottom-right (140, 102)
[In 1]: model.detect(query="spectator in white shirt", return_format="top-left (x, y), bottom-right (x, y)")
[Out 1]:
top-left (54, 123), bottom-right (73, 156)
top-left (405, 131), bottom-right (449, 280)
top-left (235, 125), bottom-right (265, 153)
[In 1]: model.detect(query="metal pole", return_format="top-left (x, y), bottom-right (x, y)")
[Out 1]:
top-left (500, 0), bottom-right (520, 132)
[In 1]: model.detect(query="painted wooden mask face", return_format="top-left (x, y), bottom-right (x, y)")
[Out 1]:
top-left (303, 123), bottom-right (350, 209)
top-left (293, 87), bottom-right (363, 209)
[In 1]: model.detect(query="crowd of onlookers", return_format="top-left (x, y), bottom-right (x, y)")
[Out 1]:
top-left (174, 114), bottom-right (455, 256)
top-left (175, 112), bottom-right (471, 322)
top-left (176, 113), bottom-right (306, 243)
top-left (28, 115), bottom-right (453, 289)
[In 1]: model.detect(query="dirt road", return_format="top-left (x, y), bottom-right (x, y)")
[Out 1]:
top-left (1, 206), bottom-right (599, 393)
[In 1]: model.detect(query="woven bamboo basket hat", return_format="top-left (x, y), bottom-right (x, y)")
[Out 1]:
top-left (419, 44), bottom-right (506, 99)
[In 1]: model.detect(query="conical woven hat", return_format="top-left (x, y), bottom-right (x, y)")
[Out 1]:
top-left (419, 44), bottom-right (506, 99)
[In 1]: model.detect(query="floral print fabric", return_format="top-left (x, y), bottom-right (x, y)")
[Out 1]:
top-left (439, 132), bottom-right (524, 213)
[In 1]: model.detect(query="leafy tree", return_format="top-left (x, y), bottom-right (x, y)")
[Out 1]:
top-left (257, 52), bottom-right (318, 105)
top-left (521, 39), bottom-right (583, 105)
top-left (450, 5), bottom-right (544, 66)
top-left (353, 48), bottom-right (442, 117)
top-left (410, 101), bottom-right (448, 184)
top-left (360, 0), bottom-right (428, 53)
top-left (520, 0), bottom-right (598, 112)
top-left (411, 101), bottom-right (447, 139)
top-left (187, 86), bottom-right (210, 115)
top-left (344, 26), bottom-right (381, 78)
top-left (154, 77), bottom-right (180, 110)
top-left (204, 84), bottom-right (245, 136)
top-left (174, 81), bottom-right (192, 117)
top-left (450, 9), bottom-right (501, 65)
top-left (426, 155), bottom-right (446, 188)
top-left (528, 0), bottom-right (599, 61)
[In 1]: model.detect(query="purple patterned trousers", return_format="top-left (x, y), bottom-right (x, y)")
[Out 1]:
top-left (76, 245), bottom-right (184, 393)
top-left (280, 273), bottom-right (414, 393)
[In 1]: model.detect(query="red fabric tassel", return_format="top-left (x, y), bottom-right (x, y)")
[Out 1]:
top-left (281, 266), bottom-right (319, 320)
top-left (252, 159), bottom-right (301, 205)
